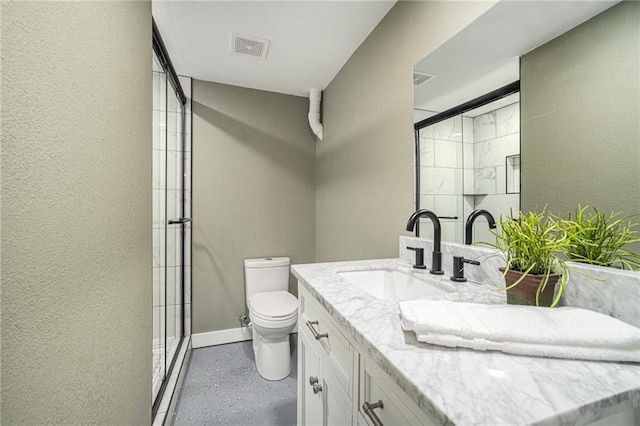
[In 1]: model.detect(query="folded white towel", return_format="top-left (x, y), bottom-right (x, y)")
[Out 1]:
top-left (399, 300), bottom-right (640, 362)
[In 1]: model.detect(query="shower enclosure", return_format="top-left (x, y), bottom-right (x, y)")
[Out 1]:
top-left (152, 22), bottom-right (191, 410)
top-left (414, 83), bottom-right (521, 245)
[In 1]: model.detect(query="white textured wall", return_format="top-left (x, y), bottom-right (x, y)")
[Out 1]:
top-left (1, 2), bottom-right (152, 423)
top-left (316, 1), bottom-right (496, 261)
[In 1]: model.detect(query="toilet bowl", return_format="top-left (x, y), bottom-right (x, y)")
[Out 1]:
top-left (244, 258), bottom-right (298, 381)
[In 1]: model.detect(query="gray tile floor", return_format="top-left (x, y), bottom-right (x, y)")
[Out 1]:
top-left (172, 335), bottom-right (297, 425)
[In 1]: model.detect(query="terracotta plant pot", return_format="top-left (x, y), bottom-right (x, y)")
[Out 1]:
top-left (499, 267), bottom-right (560, 307)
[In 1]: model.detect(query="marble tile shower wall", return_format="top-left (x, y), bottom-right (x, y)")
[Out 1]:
top-left (419, 115), bottom-right (465, 242)
top-left (471, 102), bottom-right (520, 243)
top-left (418, 103), bottom-right (520, 244)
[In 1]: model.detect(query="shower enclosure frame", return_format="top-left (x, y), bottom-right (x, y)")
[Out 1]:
top-left (152, 19), bottom-right (190, 416)
top-left (413, 81), bottom-right (520, 238)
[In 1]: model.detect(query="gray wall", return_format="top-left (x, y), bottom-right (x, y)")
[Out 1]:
top-left (521, 1), bottom-right (639, 221)
top-left (192, 81), bottom-right (316, 333)
top-left (316, 1), bottom-right (495, 262)
top-left (1, 2), bottom-right (152, 424)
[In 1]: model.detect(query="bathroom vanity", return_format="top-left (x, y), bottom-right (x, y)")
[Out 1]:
top-left (292, 247), bottom-right (640, 425)
top-left (297, 282), bottom-right (434, 425)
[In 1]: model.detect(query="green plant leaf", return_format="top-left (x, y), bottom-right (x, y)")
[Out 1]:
top-left (557, 205), bottom-right (640, 270)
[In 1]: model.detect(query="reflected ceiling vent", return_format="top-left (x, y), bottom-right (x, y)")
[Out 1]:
top-left (231, 33), bottom-right (270, 59)
top-left (413, 71), bottom-right (434, 86)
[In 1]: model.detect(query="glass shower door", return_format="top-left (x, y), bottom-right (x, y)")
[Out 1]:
top-left (152, 52), bottom-right (167, 402)
top-left (152, 49), bottom-right (187, 406)
top-left (164, 87), bottom-right (185, 376)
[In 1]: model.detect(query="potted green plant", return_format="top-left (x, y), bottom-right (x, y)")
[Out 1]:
top-left (488, 210), bottom-right (570, 307)
top-left (554, 206), bottom-right (640, 327)
top-left (557, 205), bottom-right (640, 270)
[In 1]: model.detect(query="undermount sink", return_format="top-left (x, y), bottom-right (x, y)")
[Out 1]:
top-left (338, 268), bottom-right (454, 303)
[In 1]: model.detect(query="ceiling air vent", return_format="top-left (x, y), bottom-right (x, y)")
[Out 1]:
top-left (231, 33), bottom-right (270, 59)
top-left (413, 71), bottom-right (434, 86)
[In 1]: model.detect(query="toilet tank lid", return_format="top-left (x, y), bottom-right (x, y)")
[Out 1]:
top-left (244, 257), bottom-right (290, 268)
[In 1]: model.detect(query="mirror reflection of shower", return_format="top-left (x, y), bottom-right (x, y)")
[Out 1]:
top-left (414, 89), bottom-right (520, 245)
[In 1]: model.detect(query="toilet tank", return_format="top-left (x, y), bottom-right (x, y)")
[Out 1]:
top-left (244, 257), bottom-right (291, 302)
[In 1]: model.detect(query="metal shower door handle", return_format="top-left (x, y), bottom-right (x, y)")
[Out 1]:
top-left (168, 217), bottom-right (192, 225)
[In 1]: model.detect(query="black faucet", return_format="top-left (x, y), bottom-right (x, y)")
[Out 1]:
top-left (405, 209), bottom-right (443, 275)
top-left (465, 209), bottom-right (497, 245)
top-left (406, 247), bottom-right (426, 269)
top-left (450, 256), bottom-right (481, 282)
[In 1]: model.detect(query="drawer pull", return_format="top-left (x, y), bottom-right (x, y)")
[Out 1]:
top-left (309, 376), bottom-right (319, 385)
top-left (312, 383), bottom-right (323, 394)
top-left (306, 320), bottom-right (329, 340)
top-left (363, 400), bottom-right (384, 426)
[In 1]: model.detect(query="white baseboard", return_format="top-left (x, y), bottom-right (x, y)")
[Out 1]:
top-left (191, 327), bottom-right (253, 349)
top-left (191, 324), bottom-right (299, 349)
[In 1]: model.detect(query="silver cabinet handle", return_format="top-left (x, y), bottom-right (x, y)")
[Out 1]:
top-left (363, 400), bottom-right (384, 426)
top-left (309, 376), bottom-right (318, 385)
top-left (312, 383), bottom-right (323, 394)
top-left (305, 320), bottom-right (328, 340)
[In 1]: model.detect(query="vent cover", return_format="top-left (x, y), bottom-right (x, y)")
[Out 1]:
top-left (413, 71), bottom-right (434, 86)
top-left (231, 33), bottom-right (270, 59)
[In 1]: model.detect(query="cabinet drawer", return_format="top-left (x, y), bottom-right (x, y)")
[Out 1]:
top-left (359, 356), bottom-right (435, 426)
top-left (300, 287), bottom-right (354, 395)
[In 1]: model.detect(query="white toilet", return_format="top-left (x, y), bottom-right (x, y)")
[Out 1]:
top-left (244, 257), bottom-right (298, 381)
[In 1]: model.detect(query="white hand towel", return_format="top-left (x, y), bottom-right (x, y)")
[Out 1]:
top-left (398, 300), bottom-right (640, 362)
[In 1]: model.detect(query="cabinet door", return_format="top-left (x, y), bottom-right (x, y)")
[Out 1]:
top-left (323, 363), bottom-right (352, 426)
top-left (300, 325), bottom-right (352, 426)
top-left (359, 357), bottom-right (435, 426)
top-left (300, 331), bottom-right (323, 426)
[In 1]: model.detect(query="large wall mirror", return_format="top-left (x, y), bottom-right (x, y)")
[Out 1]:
top-left (414, 81), bottom-right (521, 245)
top-left (412, 0), bottom-right (637, 246)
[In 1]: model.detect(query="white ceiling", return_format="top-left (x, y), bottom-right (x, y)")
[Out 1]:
top-left (413, 0), bottom-right (620, 116)
top-left (152, 0), bottom-right (396, 97)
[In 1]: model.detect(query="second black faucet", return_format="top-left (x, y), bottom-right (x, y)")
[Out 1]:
top-left (405, 209), bottom-right (444, 275)
top-left (465, 209), bottom-right (497, 245)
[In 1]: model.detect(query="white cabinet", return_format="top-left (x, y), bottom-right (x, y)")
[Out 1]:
top-left (358, 355), bottom-right (435, 426)
top-left (299, 331), bottom-right (323, 426)
top-left (322, 358), bottom-right (352, 425)
top-left (298, 331), bottom-right (352, 426)
top-left (298, 286), bottom-right (355, 426)
top-left (298, 284), bottom-right (434, 426)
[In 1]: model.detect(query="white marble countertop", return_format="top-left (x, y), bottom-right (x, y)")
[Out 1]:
top-left (291, 257), bottom-right (640, 425)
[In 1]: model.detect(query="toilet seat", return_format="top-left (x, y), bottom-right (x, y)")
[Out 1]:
top-left (250, 309), bottom-right (297, 323)
top-left (249, 291), bottom-right (298, 320)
